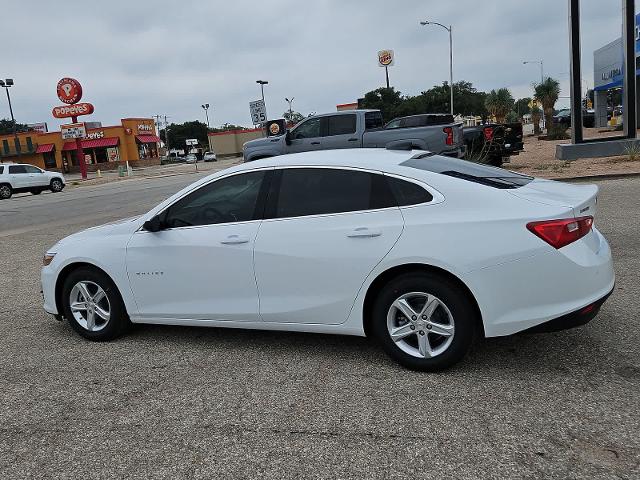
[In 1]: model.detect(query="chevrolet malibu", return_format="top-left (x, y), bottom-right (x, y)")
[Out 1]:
top-left (41, 149), bottom-right (614, 371)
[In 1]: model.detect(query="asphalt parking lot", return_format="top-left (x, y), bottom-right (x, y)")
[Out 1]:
top-left (0, 173), bottom-right (638, 479)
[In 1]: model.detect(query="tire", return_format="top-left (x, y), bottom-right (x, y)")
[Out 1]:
top-left (372, 272), bottom-right (477, 371)
top-left (0, 184), bottom-right (12, 200)
top-left (31, 189), bottom-right (42, 195)
top-left (50, 178), bottom-right (64, 193)
top-left (61, 267), bottom-right (130, 341)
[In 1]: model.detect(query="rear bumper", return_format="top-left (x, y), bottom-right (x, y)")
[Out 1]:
top-left (522, 287), bottom-right (613, 334)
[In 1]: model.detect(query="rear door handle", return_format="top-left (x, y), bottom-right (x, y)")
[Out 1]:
top-left (348, 138), bottom-right (358, 142)
top-left (221, 235), bottom-right (250, 245)
top-left (347, 227), bottom-right (382, 238)
top-left (310, 141), bottom-right (321, 145)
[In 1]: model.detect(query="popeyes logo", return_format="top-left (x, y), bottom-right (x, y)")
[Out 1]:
top-left (57, 78), bottom-right (83, 104)
top-left (85, 131), bottom-right (105, 140)
top-left (138, 124), bottom-right (153, 132)
top-left (52, 103), bottom-right (94, 118)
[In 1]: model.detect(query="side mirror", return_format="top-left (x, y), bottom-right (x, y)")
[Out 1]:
top-left (143, 215), bottom-right (164, 232)
top-left (285, 130), bottom-right (292, 146)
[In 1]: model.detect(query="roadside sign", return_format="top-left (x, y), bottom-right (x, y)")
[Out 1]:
top-left (249, 100), bottom-right (267, 125)
top-left (57, 78), bottom-right (83, 104)
top-left (378, 50), bottom-right (395, 67)
top-left (61, 122), bottom-right (87, 140)
top-left (186, 139), bottom-right (198, 146)
top-left (52, 102), bottom-right (94, 119)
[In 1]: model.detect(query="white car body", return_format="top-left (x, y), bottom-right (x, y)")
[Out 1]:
top-left (203, 152), bottom-right (217, 162)
top-left (0, 163), bottom-right (65, 198)
top-left (42, 149), bottom-right (614, 340)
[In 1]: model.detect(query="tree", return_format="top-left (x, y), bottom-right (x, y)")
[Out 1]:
top-left (531, 105), bottom-right (542, 135)
top-left (211, 123), bottom-right (249, 133)
top-left (283, 110), bottom-right (305, 125)
top-left (534, 77), bottom-right (561, 132)
top-left (513, 97), bottom-right (532, 118)
top-left (359, 87), bottom-right (403, 122)
top-left (485, 88), bottom-right (514, 123)
top-left (0, 118), bottom-right (30, 135)
top-left (160, 120), bottom-right (209, 150)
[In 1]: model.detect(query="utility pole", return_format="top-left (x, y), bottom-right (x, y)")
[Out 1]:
top-left (163, 115), bottom-right (170, 154)
top-left (285, 97), bottom-right (294, 123)
top-left (0, 79), bottom-right (21, 158)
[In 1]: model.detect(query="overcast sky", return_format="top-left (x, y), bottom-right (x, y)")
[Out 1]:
top-left (1, 0), bottom-right (629, 130)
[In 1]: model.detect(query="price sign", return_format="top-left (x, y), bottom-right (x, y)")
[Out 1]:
top-left (61, 122), bottom-right (87, 140)
top-left (249, 100), bottom-right (267, 125)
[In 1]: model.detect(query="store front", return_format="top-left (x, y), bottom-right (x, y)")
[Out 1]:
top-left (62, 137), bottom-right (120, 168)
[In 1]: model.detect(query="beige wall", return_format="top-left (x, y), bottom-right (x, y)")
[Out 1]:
top-left (208, 128), bottom-right (263, 157)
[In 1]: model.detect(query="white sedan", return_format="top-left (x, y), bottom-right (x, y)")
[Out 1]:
top-left (41, 149), bottom-right (614, 371)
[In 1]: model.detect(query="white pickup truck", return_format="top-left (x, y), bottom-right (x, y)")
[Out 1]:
top-left (243, 109), bottom-right (464, 162)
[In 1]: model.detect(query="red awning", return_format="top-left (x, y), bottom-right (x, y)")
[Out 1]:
top-left (62, 137), bottom-right (119, 151)
top-left (35, 143), bottom-right (55, 153)
top-left (135, 134), bottom-right (160, 144)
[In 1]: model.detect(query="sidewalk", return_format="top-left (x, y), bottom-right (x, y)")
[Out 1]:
top-left (65, 157), bottom-right (243, 187)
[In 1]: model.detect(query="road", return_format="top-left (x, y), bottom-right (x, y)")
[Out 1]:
top-left (0, 173), bottom-right (638, 479)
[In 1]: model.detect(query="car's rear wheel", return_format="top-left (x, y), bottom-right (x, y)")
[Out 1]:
top-left (50, 178), bottom-right (64, 193)
top-left (372, 273), bottom-right (477, 371)
top-left (0, 184), bottom-right (12, 200)
top-left (61, 267), bottom-right (129, 341)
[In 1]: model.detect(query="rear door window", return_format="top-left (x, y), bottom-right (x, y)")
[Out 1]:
top-left (24, 165), bottom-right (41, 173)
top-left (365, 112), bottom-right (384, 130)
top-left (270, 168), bottom-right (395, 219)
top-left (325, 115), bottom-right (357, 136)
top-left (386, 176), bottom-right (433, 205)
top-left (8, 165), bottom-right (27, 174)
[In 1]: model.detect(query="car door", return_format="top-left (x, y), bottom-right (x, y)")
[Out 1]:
top-left (320, 114), bottom-right (360, 149)
top-left (253, 167), bottom-right (404, 325)
top-left (126, 169), bottom-right (271, 322)
top-left (7, 165), bottom-right (30, 188)
top-left (24, 165), bottom-right (45, 187)
top-left (286, 117), bottom-right (322, 153)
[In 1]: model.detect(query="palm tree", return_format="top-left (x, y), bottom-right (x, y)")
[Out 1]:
top-left (534, 78), bottom-right (561, 132)
top-left (485, 88), bottom-right (514, 123)
top-left (531, 105), bottom-right (542, 135)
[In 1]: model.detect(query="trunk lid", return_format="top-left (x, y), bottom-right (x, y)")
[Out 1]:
top-left (508, 179), bottom-right (598, 218)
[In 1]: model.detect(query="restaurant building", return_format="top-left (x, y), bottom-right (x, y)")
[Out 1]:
top-left (0, 118), bottom-right (160, 172)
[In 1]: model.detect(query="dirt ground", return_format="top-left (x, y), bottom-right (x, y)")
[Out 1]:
top-left (509, 129), bottom-right (640, 179)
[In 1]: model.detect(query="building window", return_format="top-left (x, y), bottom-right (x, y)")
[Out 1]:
top-left (14, 137), bottom-right (21, 152)
top-left (2, 140), bottom-right (8, 155)
top-left (26, 137), bottom-right (33, 151)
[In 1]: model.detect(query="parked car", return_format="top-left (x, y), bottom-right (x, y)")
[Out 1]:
top-left (0, 163), bottom-right (65, 200)
top-left (41, 149), bottom-right (613, 371)
top-left (242, 109), bottom-right (464, 162)
top-left (384, 114), bottom-right (455, 129)
top-left (184, 154), bottom-right (199, 164)
top-left (463, 122), bottom-right (524, 167)
top-left (553, 109), bottom-right (595, 129)
top-left (203, 151), bottom-right (217, 162)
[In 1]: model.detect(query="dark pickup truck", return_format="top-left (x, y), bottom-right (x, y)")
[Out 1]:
top-left (463, 122), bottom-right (524, 167)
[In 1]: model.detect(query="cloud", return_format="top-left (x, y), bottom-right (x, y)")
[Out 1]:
top-left (0, 0), bottom-right (628, 130)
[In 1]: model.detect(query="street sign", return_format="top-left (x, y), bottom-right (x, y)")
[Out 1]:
top-left (378, 49), bottom-right (395, 67)
top-left (186, 139), bottom-right (198, 146)
top-left (52, 102), bottom-right (94, 118)
top-left (56, 78), bottom-right (83, 104)
top-left (61, 122), bottom-right (87, 140)
top-left (249, 100), bottom-right (267, 125)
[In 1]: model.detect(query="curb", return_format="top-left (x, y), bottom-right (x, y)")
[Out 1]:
top-left (548, 172), bottom-right (640, 182)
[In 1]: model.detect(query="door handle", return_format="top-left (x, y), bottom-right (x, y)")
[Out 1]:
top-left (310, 141), bottom-right (321, 145)
top-left (347, 227), bottom-right (382, 238)
top-left (220, 235), bottom-right (250, 245)
top-left (270, 138), bottom-right (280, 142)
top-left (348, 138), bottom-right (358, 142)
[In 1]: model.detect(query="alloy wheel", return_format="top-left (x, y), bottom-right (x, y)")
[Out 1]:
top-left (51, 180), bottom-right (63, 192)
top-left (68, 281), bottom-right (111, 332)
top-left (0, 185), bottom-right (11, 199)
top-left (386, 291), bottom-right (455, 359)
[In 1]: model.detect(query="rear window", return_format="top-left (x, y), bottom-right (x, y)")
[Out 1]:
top-left (386, 176), bottom-right (433, 205)
top-left (400, 156), bottom-right (533, 189)
top-left (365, 111), bottom-right (384, 130)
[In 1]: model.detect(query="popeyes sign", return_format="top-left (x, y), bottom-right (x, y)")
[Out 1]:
top-left (57, 77), bottom-right (83, 104)
top-left (52, 103), bottom-right (94, 118)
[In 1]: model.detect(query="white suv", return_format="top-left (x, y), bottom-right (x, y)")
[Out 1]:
top-left (0, 163), bottom-right (65, 199)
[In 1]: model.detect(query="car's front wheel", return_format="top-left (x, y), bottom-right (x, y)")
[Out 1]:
top-left (50, 178), bottom-right (64, 193)
top-left (372, 272), bottom-right (477, 371)
top-left (61, 267), bottom-right (129, 341)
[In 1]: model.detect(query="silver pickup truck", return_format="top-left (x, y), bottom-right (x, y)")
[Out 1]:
top-left (243, 109), bottom-right (464, 162)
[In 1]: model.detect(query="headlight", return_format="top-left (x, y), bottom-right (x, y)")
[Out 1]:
top-left (43, 253), bottom-right (56, 266)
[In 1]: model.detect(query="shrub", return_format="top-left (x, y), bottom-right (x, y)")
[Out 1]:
top-left (546, 126), bottom-right (570, 140)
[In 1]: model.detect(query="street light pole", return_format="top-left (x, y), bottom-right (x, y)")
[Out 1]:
top-left (201, 103), bottom-right (210, 128)
top-left (0, 79), bottom-right (21, 159)
top-left (420, 21), bottom-right (454, 116)
top-left (256, 80), bottom-right (268, 103)
top-left (523, 60), bottom-right (544, 84)
top-left (285, 97), bottom-right (294, 122)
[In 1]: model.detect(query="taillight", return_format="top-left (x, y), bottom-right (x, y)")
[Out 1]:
top-left (526, 216), bottom-right (593, 249)
top-left (483, 127), bottom-right (494, 141)
top-left (443, 127), bottom-right (454, 145)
